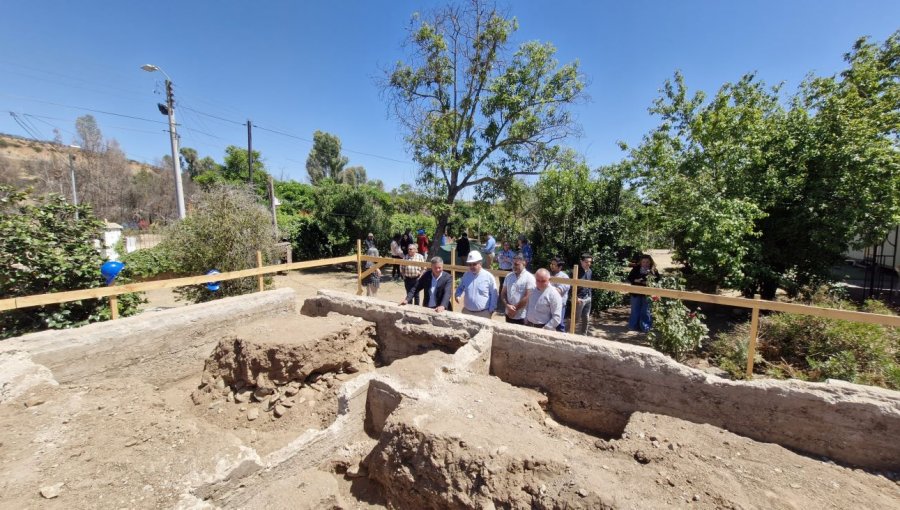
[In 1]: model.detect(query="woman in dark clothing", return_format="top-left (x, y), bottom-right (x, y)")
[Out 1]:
top-left (455, 231), bottom-right (470, 262)
top-left (400, 229), bottom-right (412, 256)
top-left (627, 254), bottom-right (659, 333)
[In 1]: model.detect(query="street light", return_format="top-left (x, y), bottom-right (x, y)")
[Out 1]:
top-left (141, 63), bottom-right (186, 219)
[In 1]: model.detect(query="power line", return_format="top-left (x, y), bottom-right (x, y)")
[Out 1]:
top-left (180, 105), bottom-right (244, 126)
top-left (0, 93), bottom-right (168, 125)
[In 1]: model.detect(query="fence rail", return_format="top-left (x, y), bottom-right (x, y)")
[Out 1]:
top-left (4, 245), bottom-right (897, 382)
top-left (0, 254), bottom-right (356, 313)
top-left (358, 246), bottom-right (899, 379)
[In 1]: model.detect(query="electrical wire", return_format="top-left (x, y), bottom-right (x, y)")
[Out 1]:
top-left (0, 93), bottom-right (168, 125)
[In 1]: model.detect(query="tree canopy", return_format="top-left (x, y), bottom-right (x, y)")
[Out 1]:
top-left (627, 31), bottom-right (900, 297)
top-left (384, 0), bottom-right (586, 253)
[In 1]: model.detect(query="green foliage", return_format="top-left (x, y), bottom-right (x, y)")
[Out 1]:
top-left (389, 213), bottom-right (436, 239)
top-left (306, 130), bottom-right (349, 185)
top-left (648, 276), bottom-right (709, 361)
top-left (714, 292), bottom-right (899, 389)
top-left (628, 32), bottom-right (900, 298)
top-left (282, 214), bottom-right (332, 261)
top-left (162, 183), bottom-right (277, 302)
top-left (531, 154), bottom-right (631, 310)
top-left (385, 0), bottom-right (586, 249)
top-left (274, 181), bottom-right (316, 216)
top-left (120, 244), bottom-right (178, 280)
top-left (0, 185), bottom-right (141, 338)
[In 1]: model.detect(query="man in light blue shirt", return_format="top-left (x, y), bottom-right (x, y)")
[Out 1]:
top-left (454, 251), bottom-right (497, 318)
top-left (482, 233), bottom-right (496, 268)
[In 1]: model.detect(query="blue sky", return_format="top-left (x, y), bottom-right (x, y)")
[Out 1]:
top-left (1, 1), bottom-right (897, 190)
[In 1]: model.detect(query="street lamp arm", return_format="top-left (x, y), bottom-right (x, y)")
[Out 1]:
top-left (140, 64), bottom-right (173, 82)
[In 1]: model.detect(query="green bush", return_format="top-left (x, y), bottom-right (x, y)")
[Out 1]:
top-left (389, 213), bottom-right (436, 239)
top-left (714, 290), bottom-right (899, 389)
top-left (0, 185), bottom-right (141, 338)
top-left (163, 183), bottom-right (277, 303)
top-left (283, 213), bottom-right (332, 261)
top-left (648, 276), bottom-right (709, 361)
top-left (120, 244), bottom-right (178, 280)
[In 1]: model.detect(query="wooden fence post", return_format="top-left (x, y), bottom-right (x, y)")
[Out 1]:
top-left (256, 250), bottom-right (264, 292)
top-left (109, 295), bottom-right (119, 320)
top-left (356, 239), bottom-right (364, 295)
top-left (745, 307), bottom-right (760, 379)
top-left (450, 249), bottom-right (456, 308)
top-left (569, 264), bottom-right (579, 334)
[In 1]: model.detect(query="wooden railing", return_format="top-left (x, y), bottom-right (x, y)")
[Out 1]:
top-left (4, 243), bottom-right (897, 382)
top-left (0, 253), bottom-right (356, 318)
top-left (357, 243), bottom-right (900, 379)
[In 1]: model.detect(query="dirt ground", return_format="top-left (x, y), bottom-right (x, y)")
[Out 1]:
top-left (4, 265), bottom-right (898, 508)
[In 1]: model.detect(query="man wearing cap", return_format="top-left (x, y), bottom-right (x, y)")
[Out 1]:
top-left (399, 257), bottom-right (452, 312)
top-left (482, 233), bottom-right (496, 269)
top-left (500, 254), bottom-right (535, 325)
top-left (526, 269), bottom-right (563, 330)
top-left (364, 233), bottom-right (376, 251)
top-left (417, 229), bottom-right (430, 258)
top-left (454, 251), bottom-right (497, 318)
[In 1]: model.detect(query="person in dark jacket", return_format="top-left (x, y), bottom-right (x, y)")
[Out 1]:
top-left (400, 229), bottom-right (413, 256)
top-left (399, 257), bottom-right (452, 312)
top-left (627, 254), bottom-right (659, 332)
top-left (455, 231), bottom-right (470, 263)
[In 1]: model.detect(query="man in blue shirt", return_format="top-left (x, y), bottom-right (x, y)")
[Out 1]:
top-left (518, 236), bottom-right (534, 271)
top-left (482, 233), bottom-right (496, 269)
top-left (454, 251), bottom-right (497, 318)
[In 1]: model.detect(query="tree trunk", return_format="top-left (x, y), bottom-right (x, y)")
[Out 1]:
top-left (431, 212), bottom-right (450, 257)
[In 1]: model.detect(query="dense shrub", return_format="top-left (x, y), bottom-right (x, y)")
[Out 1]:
top-left (0, 185), bottom-right (141, 338)
top-left (120, 244), bottom-right (178, 280)
top-left (713, 291), bottom-right (899, 389)
top-left (163, 184), bottom-right (276, 303)
top-left (648, 275), bottom-right (709, 361)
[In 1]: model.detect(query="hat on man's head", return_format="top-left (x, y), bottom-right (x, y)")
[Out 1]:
top-left (466, 251), bottom-right (483, 264)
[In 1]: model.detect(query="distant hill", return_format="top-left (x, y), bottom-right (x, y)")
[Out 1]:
top-left (0, 132), bottom-right (157, 184)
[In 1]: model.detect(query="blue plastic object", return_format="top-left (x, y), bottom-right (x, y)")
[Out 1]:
top-left (206, 269), bottom-right (221, 292)
top-left (101, 261), bottom-right (125, 285)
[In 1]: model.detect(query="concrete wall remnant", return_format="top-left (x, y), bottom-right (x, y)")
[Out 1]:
top-left (307, 291), bottom-right (900, 471)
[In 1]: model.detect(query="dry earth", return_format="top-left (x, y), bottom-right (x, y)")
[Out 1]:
top-left (2, 273), bottom-right (899, 509)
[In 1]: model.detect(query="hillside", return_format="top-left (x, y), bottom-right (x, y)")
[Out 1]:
top-left (0, 133), bottom-right (157, 183)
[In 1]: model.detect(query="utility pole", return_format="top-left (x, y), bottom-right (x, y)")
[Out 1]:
top-left (165, 79), bottom-right (186, 219)
top-left (68, 152), bottom-right (79, 220)
top-left (247, 120), bottom-right (253, 183)
top-left (141, 64), bottom-right (186, 219)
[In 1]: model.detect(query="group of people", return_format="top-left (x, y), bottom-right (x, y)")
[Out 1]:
top-left (367, 230), bottom-right (660, 335)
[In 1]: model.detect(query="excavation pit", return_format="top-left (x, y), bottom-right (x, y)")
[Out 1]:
top-left (1, 288), bottom-right (898, 509)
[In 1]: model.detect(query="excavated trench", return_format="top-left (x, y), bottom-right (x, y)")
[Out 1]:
top-left (5, 288), bottom-right (896, 509)
top-left (112, 289), bottom-right (900, 509)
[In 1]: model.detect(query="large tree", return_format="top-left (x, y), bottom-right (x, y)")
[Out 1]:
top-left (628, 32), bottom-right (900, 298)
top-left (384, 0), bottom-right (586, 253)
top-left (306, 130), bottom-right (349, 184)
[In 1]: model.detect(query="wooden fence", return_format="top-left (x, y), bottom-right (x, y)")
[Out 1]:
top-left (356, 240), bottom-right (900, 379)
top-left (0, 252), bottom-right (356, 319)
top-left (3, 243), bottom-right (898, 381)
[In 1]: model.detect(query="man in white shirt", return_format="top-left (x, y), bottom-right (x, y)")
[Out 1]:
top-left (500, 254), bottom-right (535, 325)
top-left (526, 269), bottom-right (563, 330)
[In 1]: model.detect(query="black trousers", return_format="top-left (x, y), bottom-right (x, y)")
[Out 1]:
top-left (505, 316), bottom-right (525, 325)
top-left (391, 256), bottom-right (402, 279)
top-left (404, 277), bottom-right (420, 305)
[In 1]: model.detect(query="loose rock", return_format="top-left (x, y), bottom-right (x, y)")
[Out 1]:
top-left (273, 404), bottom-right (287, 418)
top-left (247, 408), bottom-right (259, 421)
top-left (40, 482), bottom-right (63, 499)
